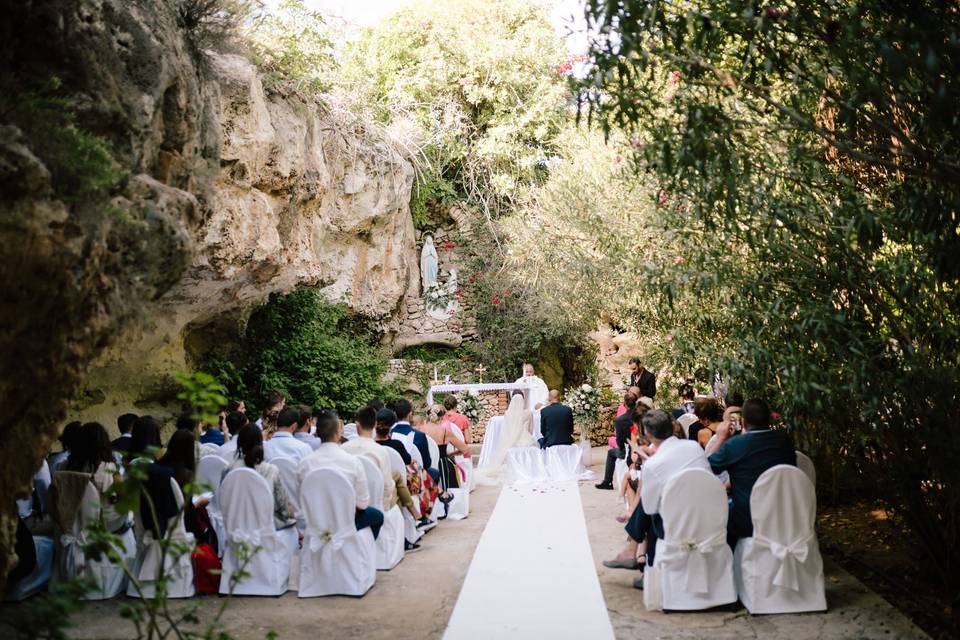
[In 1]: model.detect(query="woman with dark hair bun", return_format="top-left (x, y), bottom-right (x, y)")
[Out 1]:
top-left (221, 424), bottom-right (295, 529)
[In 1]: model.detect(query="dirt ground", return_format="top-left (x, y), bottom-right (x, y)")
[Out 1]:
top-left (0, 448), bottom-right (938, 639)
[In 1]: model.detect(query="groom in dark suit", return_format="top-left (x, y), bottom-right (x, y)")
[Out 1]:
top-left (538, 390), bottom-right (574, 449)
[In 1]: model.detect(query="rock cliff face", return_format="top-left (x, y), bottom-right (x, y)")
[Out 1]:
top-left (0, 0), bottom-right (414, 577)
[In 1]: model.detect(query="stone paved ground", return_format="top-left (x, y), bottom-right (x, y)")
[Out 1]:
top-left (2, 448), bottom-right (930, 639)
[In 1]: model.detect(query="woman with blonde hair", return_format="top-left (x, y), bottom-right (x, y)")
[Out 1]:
top-left (421, 404), bottom-right (470, 498)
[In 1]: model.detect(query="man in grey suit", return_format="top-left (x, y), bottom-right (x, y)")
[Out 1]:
top-left (538, 390), bottom-right (575, 449)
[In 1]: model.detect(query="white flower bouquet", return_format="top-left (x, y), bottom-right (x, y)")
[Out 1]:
top-left (564, 383), bottom-right (601, 422)
top-left (458, 391), bottom-right (482, 423)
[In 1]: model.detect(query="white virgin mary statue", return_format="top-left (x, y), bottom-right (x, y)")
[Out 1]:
top-left (420, 235), bottom-right (439, 295)
top-left (476, 393), bottom-right (536, 485)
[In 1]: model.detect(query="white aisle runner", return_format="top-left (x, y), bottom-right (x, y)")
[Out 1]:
top-left (444, 481), bottom-right (615, 639)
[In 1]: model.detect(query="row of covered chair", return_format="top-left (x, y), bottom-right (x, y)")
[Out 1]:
top-left (642, 463), bottom-right (826, 614)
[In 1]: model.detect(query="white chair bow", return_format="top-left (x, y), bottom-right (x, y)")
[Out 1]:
top-left (229, 529), bottom-right (263, 548)
top-left (658, 529), bottom-right (728, 594)
top-left (306, 527), bottom-right (354, 553)
top-left (753, 530), bottom-right (815, 591)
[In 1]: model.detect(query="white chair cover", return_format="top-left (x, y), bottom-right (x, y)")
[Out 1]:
top-left (734, 465), bottom-right (826, 614)
top-left (426, 436), bottom-right (441, 472)
top-left (795, 451), bottom-right (816, 488)
top-left (505, 447), bottom-right (547, 483)
top-left (127, 478), bottom-right (196, 598)
top-left (391, 431), bottom-right (422, 467)
top-left (544, 444), bottom-right (590, 482)
top-left (196, 456), bottom-right (228, 554)
top-left (654, 468), bottom-right (736, 611)
top-left (271, 456), bottom-right (302, 532)
top-left (448, 425), bottom-right (476, 492)
top-left (217, 468), bottom-right (292, 596)
top-left (6, 536), bottom-right (54, 601)
top-left (357, 456), bottom-right (404, 570)
top-left (613, 457), bottom-right (628, 504)
top-left (677, 413), bottom-right (699, 438)
top-left (198, 442), bottom-right (222, 458)
top-left (53, 479), bottom-right (136, 600)
top-left (298, 468), bottom-right (377, 597)
top-left (196, 455), bottom-right (227, 494)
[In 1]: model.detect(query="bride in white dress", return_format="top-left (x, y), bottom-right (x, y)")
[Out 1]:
top-left (476, 392), bottom-right (537, 485)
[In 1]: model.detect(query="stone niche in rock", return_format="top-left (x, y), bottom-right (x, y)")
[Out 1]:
top-left (385, 205), bottom-right (479, 353)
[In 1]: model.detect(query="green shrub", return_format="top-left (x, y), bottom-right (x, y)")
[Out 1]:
top-left (205, 288), bottom-right (391, 416)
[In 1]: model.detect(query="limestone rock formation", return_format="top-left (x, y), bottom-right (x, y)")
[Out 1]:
top-left (0, 0), bottom-right (414, 578)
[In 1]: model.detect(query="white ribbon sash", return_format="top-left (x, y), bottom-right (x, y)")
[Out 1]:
top-left (657, 529), bottom-right (728, 594)
top-left (753, 530), bottom-right (815, 591)
top-left (306, 527), bottom-right (355, 553)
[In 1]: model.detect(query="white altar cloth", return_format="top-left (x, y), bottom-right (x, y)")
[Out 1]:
top-left (426, 382), bottom-right (532, 408)
top-left (478, 414), bottom-right (542, 468)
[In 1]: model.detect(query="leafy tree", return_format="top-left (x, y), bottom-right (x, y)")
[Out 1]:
top-left (343, 0), bottom-right (571, 221)
top-left (208, 288), bottom-right (391, 416)
top-left (577, 0), bottom-right (960, 585)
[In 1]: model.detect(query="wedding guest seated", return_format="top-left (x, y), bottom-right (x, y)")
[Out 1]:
top-left (707, 398), bottom-right (796, 547)
top-left (692, 398), bottom-right (725, 448)
top-left (62, 422), bottom-right (128, 533)
top-left (442, 395), bottom-right (472, 444)
top-left (298, 412), bottom-right (383, 539)
top-left (112, 413), bottom-right (138, 452)
top-left (145, 430), bottom-right (207, 539)
top-left (615, 386), bottom-right (641, 417)
top-left (420, 404), bottom-right (470, 503)
top-left (200, 413), bottom-right (226, 446)
top-left (603, 409), bottom-right (710, 589)
top-left (376, 408), bottom-right (436, 526)
top-left (597, 391), bottom-right (639, 489)
top-left (217, 411), bottom-right (249, 460)
top-left (224, 425), bottom-right (296, 530)
top-left (345, 406), bottom-right (424, 547)
top-left (293, 405), bottom-right (321, 450)
top-left (297, 412), bottom-right (383, 538)
top-left (390, 399), bottom-right (434, 473)
top-left (264, 407), bottom-right (313, 463)
top-left (16, 458), bottom-right (52, 532)
top-left (671, 383), bottom-right (696, 419)
top-left (256, 389), bottom-right (286, 430)
top-left (49, 421), bottom-right (82, 473)
top-left (539, 390), bottom-right (574, 449)
top-left (129, 416), bottom-right (163, 460)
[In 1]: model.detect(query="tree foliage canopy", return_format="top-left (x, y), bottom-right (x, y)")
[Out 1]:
top-left (567, 0), bottom-right (960, 584)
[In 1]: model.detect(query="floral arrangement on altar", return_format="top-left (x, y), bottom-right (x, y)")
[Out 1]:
top-left (458, 391), bottom-right (482, 424)
top-left (564, 383), bottom-right (601, 423)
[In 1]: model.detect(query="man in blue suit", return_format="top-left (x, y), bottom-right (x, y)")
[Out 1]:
top-left (707, 398), bottom-right (796, 546)
top-left (538, 390), bottom-right (574, 449)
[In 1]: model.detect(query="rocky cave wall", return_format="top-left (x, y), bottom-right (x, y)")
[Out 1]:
top-left (0, 0), bottom-right (416, 577)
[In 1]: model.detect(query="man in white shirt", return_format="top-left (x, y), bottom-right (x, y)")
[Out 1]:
top-left (298, 411), bottom-right (384, 539)
top-left (603, 409), bottom-right (712, 589)
top-left (515, 363), bottom-right (549, 410)
top-left (343, 409), bottom-right (398, 510)
top-left (264, 407), bottom-right (313, 462)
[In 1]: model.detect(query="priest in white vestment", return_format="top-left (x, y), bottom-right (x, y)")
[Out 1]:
top-left (515, 363), bottom-right (549, 410)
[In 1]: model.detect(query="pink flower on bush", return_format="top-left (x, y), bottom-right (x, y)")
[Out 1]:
top-left (447, 309), bottom-right (457, 316)
top-left (665, 334), bottom-right (674, 342)
top-left (771, 411), bottom-right (782, 421)
top-left (442, 240), bottom-right (455, 250)
top-left (674, 255), bottom-right (684, 265)
top-left (615, 154), bottom-right (623, 163)
top-left (658, 190), bottom-right (668, 207)
top-left (490, 295), bottom-right (502, 306)
top-left (455, 289), bottom-right (465, 300)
